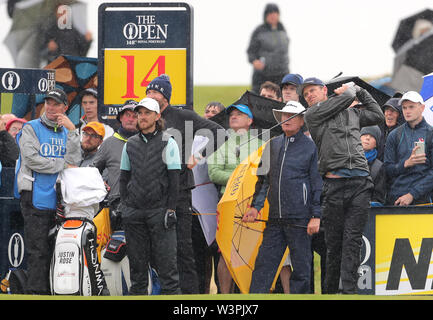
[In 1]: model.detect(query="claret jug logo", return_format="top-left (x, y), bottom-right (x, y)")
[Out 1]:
top-left (40, 138), bottom-right (66, 157)
top-left (123, 15), bottom-right (168, 45)
top-left (1, 71), bottom-right (20, 91)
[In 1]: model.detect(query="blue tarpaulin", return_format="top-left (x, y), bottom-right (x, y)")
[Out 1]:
top-left (421, 72), bottom-right (433, 101)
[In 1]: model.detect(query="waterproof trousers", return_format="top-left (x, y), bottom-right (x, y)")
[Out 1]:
top-left (321, 176), bottom-right (373, 294)
top-left (123, 206), bottom-right (181, 295)
top-left (176, 197), bottom-right (200, 294)
top-left (20, 191), bottom-right (55, 295)
top-left (249, 218), bottom-right (312, 294)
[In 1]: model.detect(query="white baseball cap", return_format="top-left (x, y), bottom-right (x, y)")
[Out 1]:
top-left (399, 91), bottom-right (424, 105)
top-left (272, 100), bottom-right (306, 123)
top-left (135, 97), bottom-right (160, 114)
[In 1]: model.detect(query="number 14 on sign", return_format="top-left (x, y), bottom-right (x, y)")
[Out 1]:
top-left (104, 49), bottom-right (186, 105)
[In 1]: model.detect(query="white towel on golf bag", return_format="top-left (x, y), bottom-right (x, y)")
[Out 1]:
top-left (58, 167), bottom-right (107, 219)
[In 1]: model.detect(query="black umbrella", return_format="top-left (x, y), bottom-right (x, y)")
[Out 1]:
top-left (392, 9), bottom-right (433, 53)
top-left (390, 29), bottom-right (433, 92)
top-left (325, 76), bottom-right (391, 106)
top-left (208, 90), bottom-right (285, 138)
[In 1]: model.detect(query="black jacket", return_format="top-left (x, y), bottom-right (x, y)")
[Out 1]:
top-left (161, 105), bottom-right (225, 200)
top-left (369, 158), bottom-right (386, 203)
top-left (252, 131), bottom-right (322, 220)
top-left (304, 87), bottom-right (385, 176)
top-left (0, 130), bottom-right (19, 167)
top-left (247, 22), bottom-right (289, 77)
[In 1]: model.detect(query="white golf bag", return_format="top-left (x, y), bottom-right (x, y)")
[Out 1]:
top-left (50, 218), bottom-right (105, 295)
top-left (49, 167), bottom-right (108, 295)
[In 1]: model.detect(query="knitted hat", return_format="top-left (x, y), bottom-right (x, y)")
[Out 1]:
top-left (264, 3), bottom-right (279, 20)
top-left (146, 74), bottom-right (172, 103)
top-left (360, 125), bottom-right (381, 143)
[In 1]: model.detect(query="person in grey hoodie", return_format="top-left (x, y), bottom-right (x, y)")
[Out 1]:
top-left (15, 88), bottom-right (81, 295)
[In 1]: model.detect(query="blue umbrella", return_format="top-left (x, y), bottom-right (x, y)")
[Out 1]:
top-left (420, 72), bottom-right (433, 125)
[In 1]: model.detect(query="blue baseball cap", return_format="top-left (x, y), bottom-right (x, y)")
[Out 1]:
top-left (298, 77), bottom-right (325, 95)
top-left (280, 73), bottom-right (303, 88)
top-left (226, 104), bottom-right (253, 119)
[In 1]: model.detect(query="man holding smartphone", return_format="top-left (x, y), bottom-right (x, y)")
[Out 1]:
top-left (384, 91), bottom-right (433, 206)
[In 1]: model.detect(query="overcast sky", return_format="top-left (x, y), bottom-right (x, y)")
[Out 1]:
top-left (1, 0), bottom-right (432, 85)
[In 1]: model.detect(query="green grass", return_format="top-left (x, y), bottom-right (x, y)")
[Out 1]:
top-left (193, 85), bottom-right (251, 116)
top-left (1, 293), bottom-right (433, 300)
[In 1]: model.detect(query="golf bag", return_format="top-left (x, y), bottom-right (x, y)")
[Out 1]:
top-left (100, 230), bottom-right (161, 295)
top-left (49, 218), bottom-right (106, 295)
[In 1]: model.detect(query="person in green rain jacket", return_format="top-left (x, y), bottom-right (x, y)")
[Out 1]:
top-left (207, 103), bottom-right (263, 294)
top-left (207, 104), bottom-right (264, 196)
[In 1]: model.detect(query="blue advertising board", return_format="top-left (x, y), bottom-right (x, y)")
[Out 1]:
top-left (0, 68), bottom-right (55, 119)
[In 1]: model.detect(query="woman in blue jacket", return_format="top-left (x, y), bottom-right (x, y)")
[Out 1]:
top-left (243, 101), bottom-right (322, 294)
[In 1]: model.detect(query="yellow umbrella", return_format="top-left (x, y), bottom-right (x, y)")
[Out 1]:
top-left (216, 143), bottom-right (288, 293)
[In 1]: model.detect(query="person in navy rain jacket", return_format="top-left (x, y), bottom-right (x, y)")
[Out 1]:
top-left (243, 100), bottom-right (322, 294)
top-left (384, 91), bottom-right (433, 205)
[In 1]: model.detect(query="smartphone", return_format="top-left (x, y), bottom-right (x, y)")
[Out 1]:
top-left (414, 141), bottom-right (425, 155)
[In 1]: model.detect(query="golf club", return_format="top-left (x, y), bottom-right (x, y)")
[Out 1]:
top-left (234, 80), bottom-right (355, 158)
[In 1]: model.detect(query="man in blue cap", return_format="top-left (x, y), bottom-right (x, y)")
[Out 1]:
top-left (208, 103), bottom-right (263, 293)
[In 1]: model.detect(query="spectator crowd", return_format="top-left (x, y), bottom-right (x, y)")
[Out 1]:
top-left (0, 3), bottom-right (432, 297)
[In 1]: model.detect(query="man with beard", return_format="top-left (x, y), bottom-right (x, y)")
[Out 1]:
top-left (79, 122), bottom-right (105, 167)
top-left (119, 97), bottom-right (181, 295)
top-left (146, 74), bottom-right (224, 294)
top-left (93, 100), bottom-right (138, 202)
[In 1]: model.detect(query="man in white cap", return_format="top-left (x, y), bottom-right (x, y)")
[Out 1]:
top-left (384, 91), bottom-right (433, 206)
top-left (119, 97), bottom-right (182, 295)
top-left (243, 101), bottom-right (322, 294)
